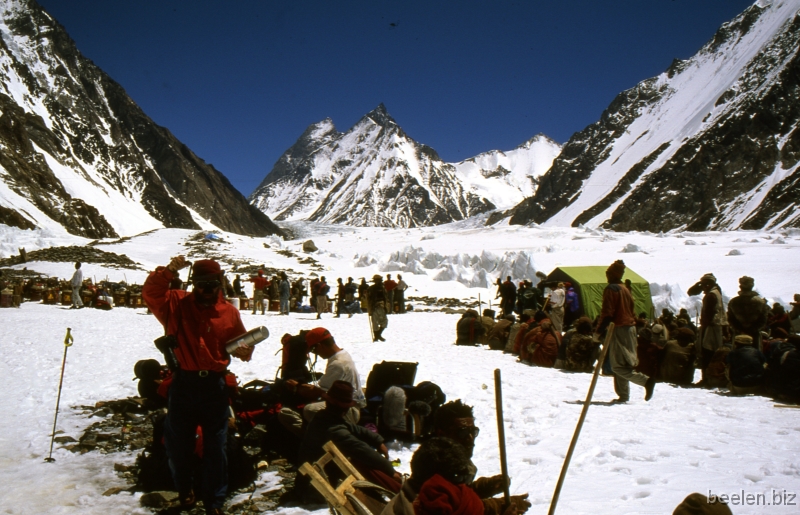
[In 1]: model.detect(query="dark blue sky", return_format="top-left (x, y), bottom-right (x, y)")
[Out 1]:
top-left (39, 0), bottom-right (754, 196)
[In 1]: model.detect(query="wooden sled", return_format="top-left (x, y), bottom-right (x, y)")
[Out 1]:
top-left (299, 441), bottom-right (395, 515)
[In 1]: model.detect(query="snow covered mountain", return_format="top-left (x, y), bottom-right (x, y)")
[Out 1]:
top-left (508, 0), bottom-right (800, 232)
top-left (0, 0), bottom-right (282, 238)
top-left (249, 105), bottom-right (560, 227)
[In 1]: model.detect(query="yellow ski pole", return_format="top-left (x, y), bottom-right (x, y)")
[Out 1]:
top-left (45, 328), bottom-right (74, 462)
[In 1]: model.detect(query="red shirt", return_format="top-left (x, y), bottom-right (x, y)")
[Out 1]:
top-left (248, 275), bottom-right (268, 290)
top-left (143, 267), bottom-right (249, 372)
top-left (384, 280), bottom-right (398, 291)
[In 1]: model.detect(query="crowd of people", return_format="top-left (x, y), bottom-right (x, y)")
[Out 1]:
top-left (130, 253), bottom-right (783, 515)
top-left (459, 262), bottom-right (800, 404)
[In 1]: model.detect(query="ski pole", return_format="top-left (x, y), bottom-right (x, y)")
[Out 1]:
top-left (494, 369), bottom-right (511, 511)
top-left (548, 322), bottom-right (615, 515)
top-left (45, 328), bottom-right (74, 462)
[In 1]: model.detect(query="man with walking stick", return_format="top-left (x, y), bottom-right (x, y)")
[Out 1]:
top-left (598, 260), bottom-right (656, 403)
top-left (143, 256), bottom-right (254, 515)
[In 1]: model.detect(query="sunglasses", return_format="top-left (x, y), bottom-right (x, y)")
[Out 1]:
top-left (453, 426), bottom-right (480, 439)
top-left (194, 280), bottom-right (221, 291)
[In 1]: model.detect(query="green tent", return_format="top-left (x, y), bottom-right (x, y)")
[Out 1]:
top-left (545, 266), bottom-right (653, 321)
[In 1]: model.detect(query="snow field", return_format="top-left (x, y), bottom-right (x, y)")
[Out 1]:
top-left (1, 221), bottom-right (800, 514)
top-left (2, 305), bottom-right (799, 515)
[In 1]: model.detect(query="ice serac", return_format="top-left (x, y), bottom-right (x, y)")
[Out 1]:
top-left (250, 104), bottom-right (561, 227)
top-left (0, 0), bottom-right (282, 238)
top-left (509, 0), bottom-right (800, 232)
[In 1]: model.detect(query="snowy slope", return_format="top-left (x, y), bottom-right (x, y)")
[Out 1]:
top-left (250, 106), bottom-right (561, 227)
top-left (452, 134), bottom-right (561, 210)
top-left (1, 222), bottom-right (799, 515)
top-left (0, 0), bottom-right (281, 238)
top-left (510, 0), bottom-right (800, 232)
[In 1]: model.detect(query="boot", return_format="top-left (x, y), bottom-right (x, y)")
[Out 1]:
top-left (374, 329), bottom-right (386, 342)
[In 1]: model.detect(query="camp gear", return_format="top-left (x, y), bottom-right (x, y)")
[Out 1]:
top-left (365, 361), bottom-right (417, 400)
top-left (154, 334), bottom-right (180, 371)
top-left (45, 328), bottom-right (74, 463)
top-left (549, 323), bottom-right (615, 515)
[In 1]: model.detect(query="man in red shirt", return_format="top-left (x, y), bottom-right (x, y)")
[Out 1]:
top-left (143, 256), bottom-right (253, 515)
top-left (247, 270), bottom-right (268, 315)
top-left (384, 274), bottom-right (398, 314)
top-left (597, 260), bottom-right (655, 403)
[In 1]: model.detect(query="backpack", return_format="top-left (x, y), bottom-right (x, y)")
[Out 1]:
top-left (280, 331), bottom-right (312, 382)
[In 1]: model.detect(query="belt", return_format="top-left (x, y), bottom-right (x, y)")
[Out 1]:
top-left (180, 369), bottom-right (225, 378)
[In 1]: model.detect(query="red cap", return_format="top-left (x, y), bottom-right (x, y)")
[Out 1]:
top-left (305, 327), bottom-right (332, 348)
top-left (193, 259), bottom-right (221, 279)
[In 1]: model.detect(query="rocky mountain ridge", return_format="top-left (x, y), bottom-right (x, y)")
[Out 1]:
top-left (507, 0), bottom-right (800, 231)
top-left (0, 0), bottom-right (282, 238)
top-left (250, 105), bottom-right (560, 228)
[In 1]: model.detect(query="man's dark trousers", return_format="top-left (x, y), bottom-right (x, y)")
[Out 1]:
top-left (165, 370), bottom-right (229, 511)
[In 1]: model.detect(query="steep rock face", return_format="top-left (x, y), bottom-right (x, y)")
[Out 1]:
top-left (0, 0), bottom-right (282, 237)
top-left (250, 105), bottom-right (560, 227)
top-left (509, 1), bottom-right (800, 231)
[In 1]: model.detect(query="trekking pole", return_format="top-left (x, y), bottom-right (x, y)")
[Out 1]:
top-left (548, 322), bottom-right (615, 515)
top-left (45, 328), bottom-right (74, 462)
top-left (494, 369), bottom-right (512, 511)
top-left (478, 293), bottom-right (482, 313)
top-left (368, 311), bottom-right (375, 342)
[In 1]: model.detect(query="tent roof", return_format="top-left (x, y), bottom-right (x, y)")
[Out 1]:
top-left (553, 266), bottom-right (649, 285)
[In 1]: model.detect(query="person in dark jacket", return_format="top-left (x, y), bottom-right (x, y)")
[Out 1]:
top-left (726, 335), bottom-right (766, 395)
top-left (766, 335), bottom-right (800, 401)
top-left (368, 275), bottom-right (389, 341)
top-left (279, 272), bottom-right (291, 315)
top-left (497, 277), bottom-right (517, 318)
top-left (298, 380), bottom-right (401, 492)
top-left (727, 276), bottom-right (768, 351)
top-left (358, 278), bottom-right (369, 310)
top-left (456, 310), bottom-right (485, 346)
top-left (232, 274), bottom-right (243, 297)
top-left (334, 278), bottom-right (346, 318)
top-left (768, 303), bottom-right (792, 337)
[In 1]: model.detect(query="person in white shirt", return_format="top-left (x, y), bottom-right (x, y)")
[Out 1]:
top-left (285, 327), bottom-right (366, 424)
top-left (70, 262), bottom-right (84, 309)
top-left (548, 283), bottom-right (566, 332)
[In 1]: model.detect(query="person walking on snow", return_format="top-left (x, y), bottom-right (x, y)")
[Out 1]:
top-left (598, 260), bottom-right (655, 403)
top-left (368, 275), bottom-right (389, 341)
top-left (279, 272), bottom-right (291, 315)
top-left (70, 261), bottom-right (84, 309)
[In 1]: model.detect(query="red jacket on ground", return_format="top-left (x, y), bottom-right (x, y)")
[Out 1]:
top-left (531, 320), bottom-right (559, 367)
top-left (143, 267), bottom-right (249, 372)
